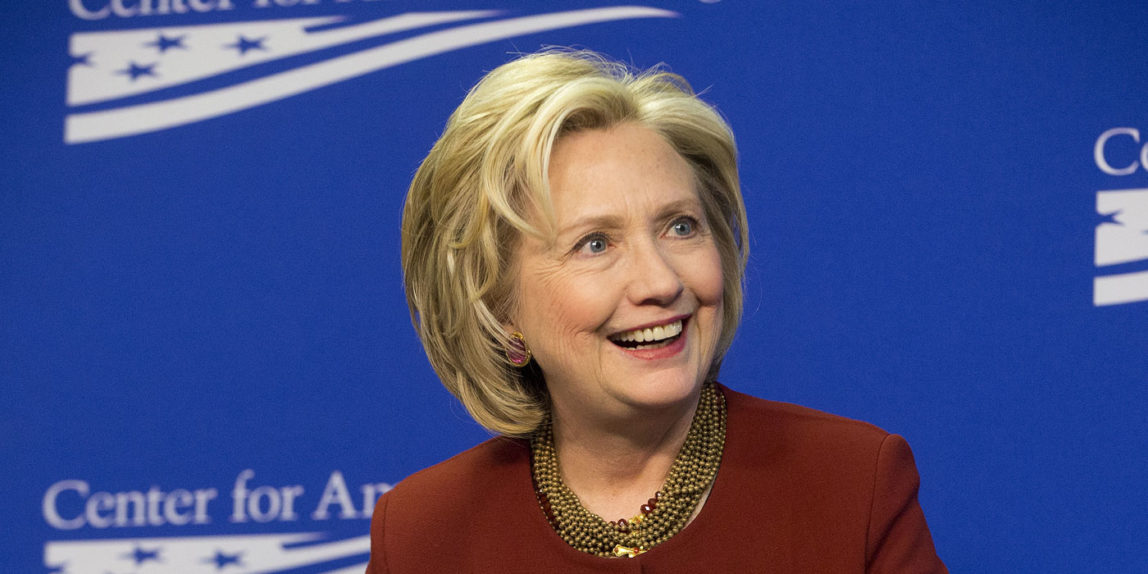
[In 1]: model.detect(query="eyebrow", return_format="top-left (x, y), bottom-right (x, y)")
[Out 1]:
top-left (555, 214), bottom-right (625, 241)
top-left (655, 197), bottom-right (705, 221)
top-left (555, 197), bottom-right (705, 239)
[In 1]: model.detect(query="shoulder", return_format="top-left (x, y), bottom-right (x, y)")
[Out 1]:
top-left (719, 383), bottom-right (892, 456)
top-left (715, 382), bottom-right (906, 516)
top-left (709, 384), bottom-right (946, 572)
top-left (367, 436), bottom-right (542, 573)
top-left (383, 435), bottom-right (530, 512)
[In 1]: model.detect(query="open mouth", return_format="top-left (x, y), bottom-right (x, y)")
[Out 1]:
top-left (609, 318), bottom-right (686, 350)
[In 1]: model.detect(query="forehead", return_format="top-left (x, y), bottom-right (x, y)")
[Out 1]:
top-left (546, 123), bottom-right (699, 222)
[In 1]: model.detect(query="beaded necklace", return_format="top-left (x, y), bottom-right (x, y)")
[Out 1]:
top-left (530, 384), bottom-right (727, 558)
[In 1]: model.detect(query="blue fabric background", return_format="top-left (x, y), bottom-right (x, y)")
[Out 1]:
top-left (3, 2), bottom-right (1146, 572)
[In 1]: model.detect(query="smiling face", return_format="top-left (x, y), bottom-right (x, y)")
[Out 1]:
top-left (509, 123), bottom-right (725, 424)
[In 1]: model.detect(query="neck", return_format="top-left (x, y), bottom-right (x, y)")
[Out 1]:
top-left (549, 389), bottom-right (702, 521)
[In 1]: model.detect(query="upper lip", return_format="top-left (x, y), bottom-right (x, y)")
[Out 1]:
top-left (608, 314), bottom-right (690, 339)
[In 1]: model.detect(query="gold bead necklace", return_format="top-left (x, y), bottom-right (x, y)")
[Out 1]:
top-left (530, 384), bottom-right (727, 557)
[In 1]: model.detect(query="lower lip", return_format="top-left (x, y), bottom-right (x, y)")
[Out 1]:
top-left (616, 323), bottom-right (688, 360)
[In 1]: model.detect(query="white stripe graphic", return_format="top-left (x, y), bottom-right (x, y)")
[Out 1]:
top-left (1094, 269), bottom-right (1148, 306)
top-left (325, 562), bottom-right (371, 574)
top-left (44, 532), bottom-right (370, 573)
top-left (1095, 188), bottom-right (1148, 267)
top-left (68, 11), bottom-right (498, 105)
top-left (64, 6), bottom-right (677, 144)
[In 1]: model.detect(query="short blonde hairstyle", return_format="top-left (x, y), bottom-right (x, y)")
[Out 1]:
top-left (402, 49), bottom-right (748, 437)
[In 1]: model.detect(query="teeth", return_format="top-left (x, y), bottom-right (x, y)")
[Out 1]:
top-left (614, 320), bottom-right (683, 344)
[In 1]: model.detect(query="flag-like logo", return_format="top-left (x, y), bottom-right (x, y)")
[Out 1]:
top-left (65, 6), bottom-right (677, 144)
top-left (1095, 188), bottom-right (1148, 306)
top-left (45, 532), bottom-right (370, 573)
top-left (1093, 127), bottom-right (1148, 306)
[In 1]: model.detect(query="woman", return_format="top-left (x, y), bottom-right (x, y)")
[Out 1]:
top-left (368, 50), bottom-right (946, 572)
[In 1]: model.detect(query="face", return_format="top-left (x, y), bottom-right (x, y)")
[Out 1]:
top-left (509, 123), bottom-right (725, 424)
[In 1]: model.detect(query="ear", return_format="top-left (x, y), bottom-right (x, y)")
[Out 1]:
top-left (500, 320), bottom-right (519, 342)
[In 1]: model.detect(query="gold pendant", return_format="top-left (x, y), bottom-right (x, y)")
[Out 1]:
top-left (613, 544), bottom-right (647, 558)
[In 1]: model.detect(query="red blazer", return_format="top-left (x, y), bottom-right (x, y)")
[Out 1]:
top-left (367, 385), bottom-right (947, 573)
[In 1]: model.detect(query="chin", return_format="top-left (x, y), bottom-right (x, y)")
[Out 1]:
top-left (617, 374), bottom-right (706, 411)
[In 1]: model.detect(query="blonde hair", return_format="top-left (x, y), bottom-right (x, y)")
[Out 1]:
top-left (402, 49), bottom-right (748, 436)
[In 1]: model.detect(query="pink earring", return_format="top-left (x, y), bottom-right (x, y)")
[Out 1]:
top-left (506, 331), bottom-right (532, 367)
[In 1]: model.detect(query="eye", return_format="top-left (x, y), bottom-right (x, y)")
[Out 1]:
top-left (574, 233), bottom-right (610, 256)
top-left (668, 216), bottom-right (698, 238)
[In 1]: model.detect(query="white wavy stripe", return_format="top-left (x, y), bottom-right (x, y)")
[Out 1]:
top-left (44, 532), bottom-right (359, 574)
top-left (1094, 270), bottom-right (1148, 306)
top-left (68, 16), bottom-right (341, 106)
top-left (68, 11), bottom-right (500, 106)
top-left (253, 534), bottom-right (370, 572)
top-left (324, 563), bottom-right (370, 574)
top-left (64, 6), bottom-right (677, 144)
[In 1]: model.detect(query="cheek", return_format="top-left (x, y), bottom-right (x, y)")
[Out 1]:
top-left (517, 267), bottom-right (616, 346)
top-left (690, 245), bottom-right (726, 307)
top-left (688, 248), bottom-right (726, 362)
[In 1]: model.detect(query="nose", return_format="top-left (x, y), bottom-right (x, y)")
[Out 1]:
top-left (626, 240), bottom-right (684, 306)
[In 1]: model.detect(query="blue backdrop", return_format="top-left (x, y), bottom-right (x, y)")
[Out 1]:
top-left (3, 2), bottom-right (1147, 572)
